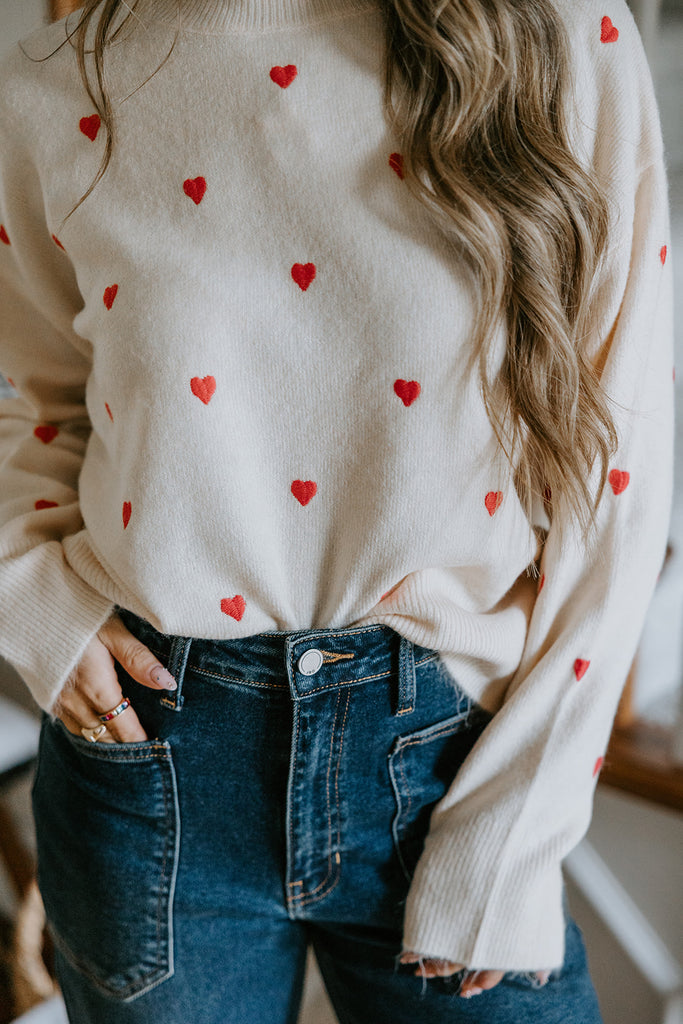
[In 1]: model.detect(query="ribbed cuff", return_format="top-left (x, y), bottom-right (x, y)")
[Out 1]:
top-left (401, 820), bottom-right (566, 971)
top-left (0, 541), bottom-right (116, 713)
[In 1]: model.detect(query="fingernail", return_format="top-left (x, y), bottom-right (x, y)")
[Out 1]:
top-left (151, 666), bottom-right (177, 689)
top-left (460, 987), bottom-right (483, 998)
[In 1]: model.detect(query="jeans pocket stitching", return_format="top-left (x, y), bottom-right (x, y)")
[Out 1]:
top-left (33, 718), bottom-right (180, 1001)
top-left (387, 711), bottom-right (472, 882)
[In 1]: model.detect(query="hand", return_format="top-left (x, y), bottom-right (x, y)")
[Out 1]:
top-left (398, 953), bottom-right (551, 996)
top-left (51, 612), bottom-right (178, 743)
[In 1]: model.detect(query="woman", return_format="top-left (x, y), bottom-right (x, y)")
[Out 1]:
top-left (0, 0), bottom-right (673, 1019)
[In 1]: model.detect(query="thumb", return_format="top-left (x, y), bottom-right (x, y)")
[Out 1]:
top-left (97, 613), bottom-right (177, 691)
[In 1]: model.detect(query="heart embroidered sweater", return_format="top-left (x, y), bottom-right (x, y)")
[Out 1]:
top-left (0, 0), bottom-right (674, 972)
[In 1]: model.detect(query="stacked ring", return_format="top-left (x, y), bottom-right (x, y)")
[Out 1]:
top-left (98, 697), bottom-right (131, 723)
top-left (81, 723), bottom-right (108, 743)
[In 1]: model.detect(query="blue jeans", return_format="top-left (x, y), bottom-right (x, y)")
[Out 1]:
top-left (32, 611), bottom-right (604, 1023)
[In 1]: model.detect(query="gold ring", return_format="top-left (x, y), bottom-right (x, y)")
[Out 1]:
top-left (81, 723), bottom-right (108, 743)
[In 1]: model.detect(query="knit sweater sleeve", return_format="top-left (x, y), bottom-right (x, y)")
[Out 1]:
top-left (0, 49), bottom-right (115, 714)
top-left (400, 2), bottom-right (675, 971)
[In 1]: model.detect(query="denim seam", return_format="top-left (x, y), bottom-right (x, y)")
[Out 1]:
top-left (387, 753), bottom-right (411, 882)
top-left (75, 748), bottom-right (170, 763)
top-left (155, 751), bottom-right (172, 969)
top-left (182, 651), bottom-right (438, 691)
top-left (397, 636), bottom-right (416, 715)
top-left (288, 688), bottom-right (342, 903)
top-left (160, 636), bottom-right (191, 710)
top-left (389, 712), bottom-right (471, 880)
top-left (58, 725), bottom-right (171, 763)
top-left (289, 625), bottom-right (387, 642)
top-left (191, 668), bottom-right (290, 690)
top-left (286, 696), bottom-right (301, 905)
top-left (47, 927), bottom-right (171, 1000)
top-left (44, 754), bottom-right (176, 1000)
top-left (397, 714), bottom-right (471, 751)
top-left (290, 688), bottom-right (350, 908)
top-left (396, 746), bottom-right (412, 849)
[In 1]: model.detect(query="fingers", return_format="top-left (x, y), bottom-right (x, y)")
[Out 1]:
top-left (56, 706), bottom-right (87, 737)
top-left (422, 960), bottom-right (465, 979)
top-left (55, 682), bottom-right (147, 742)
top-left (399, 952), bottom-right (550, 995)
top-left (52, 613), bottom-right (178, 744)
top-left (399, 953), bottom-right (465, 978)
top-left (97, 614), bottom-right (177, 692)
top-left (460, 969), bottom-right (505, 996)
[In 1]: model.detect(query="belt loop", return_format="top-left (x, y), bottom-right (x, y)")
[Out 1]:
top-left (395, 636), bottom-right (416, 716)
top-left (160, 635), bottom-right (192, 712)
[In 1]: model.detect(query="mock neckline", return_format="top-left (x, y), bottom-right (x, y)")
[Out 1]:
top-left (135, 0), bottom-right (380, 33)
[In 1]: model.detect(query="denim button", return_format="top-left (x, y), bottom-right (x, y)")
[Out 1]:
top-left (297, 649), bottom-right (323, 675)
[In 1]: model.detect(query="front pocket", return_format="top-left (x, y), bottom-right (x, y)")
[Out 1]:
top-left (31, 714), bottom-right (180, 1002)
top-left (388, 708), bottom-right (489, 882)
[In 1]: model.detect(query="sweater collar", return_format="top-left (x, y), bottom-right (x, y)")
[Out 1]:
top-left (137, 0), bottom-right (380, 33)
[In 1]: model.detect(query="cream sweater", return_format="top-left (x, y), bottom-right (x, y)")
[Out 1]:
top-left (0, 0), bottom-right (674, 972)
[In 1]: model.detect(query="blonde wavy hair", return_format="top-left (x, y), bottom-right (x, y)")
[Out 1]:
top-left (33, 0), bottom-right (617, 557)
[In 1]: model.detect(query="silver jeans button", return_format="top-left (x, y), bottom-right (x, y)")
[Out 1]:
top-left (297, 649), bottom-right (324, 675)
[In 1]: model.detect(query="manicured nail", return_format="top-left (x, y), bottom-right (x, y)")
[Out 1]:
top-left (460, 987), bottom-right (483, 998)
top-left (151, 666), bottom-right (177, 689)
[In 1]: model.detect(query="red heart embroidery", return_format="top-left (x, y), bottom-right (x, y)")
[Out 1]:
top-left (190, 376), bottom-right (216, 405)
top-left (269, 65), bottom-right (297, 88)
top-left (484, 491), bottom-right (503, 516)
top-left (103, 284), bottom-right (118, 310)
top-left (34, 425), bottom-right (58, 444)
top-left (35, 499), bottom-right (58, 510)
top-left (79, 114), bottom-right (101, 141)
top-left (105, 402), bottom-right (114, 421)
top-left (393, 379), bottom-right (421, 406)
top-left (608, 468), bottom-right (629, 495)
top-left (593, 755), bottom-right (604, 778)
top-left (291, 263), bottom-right (316, 290)
top-left (388, 152), bottom-right (404, 179)
top-left (538, 573), bottom-right (545, 593)
top-left (122, 501), bottom-right (132, 529)
top-left (574, 658), bottom-right (590, 681)
top-left (6, 377), bottom-right (15, 387)
top-left (660, 245), bottom-right (667, 266)
top-left (0, 225), bottom-right (9, 245)
top-left (221, 595), bottom-right (246, 621)
top-left (52, 234), bottom-right (66, 251)
top-left (291, 480), bottom-right (317, 506)
top-left (600, 16), bottom-right (619, 42)
top-left (183, 177), bottom-right (207, 205)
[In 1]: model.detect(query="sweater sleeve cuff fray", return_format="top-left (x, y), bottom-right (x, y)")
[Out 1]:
top-left (0, 540), bottom-right (116, 714)
top-left (400, 840), bottom-right (566, 973)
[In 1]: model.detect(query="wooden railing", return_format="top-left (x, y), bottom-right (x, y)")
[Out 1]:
top-left (600, 541), bottom-right (683, 811)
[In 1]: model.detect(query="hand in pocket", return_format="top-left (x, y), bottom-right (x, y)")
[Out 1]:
top-left (51, 611), bottom-right (178, 742)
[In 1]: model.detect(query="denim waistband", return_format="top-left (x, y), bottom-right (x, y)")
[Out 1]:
top-left (114, 606), bottom-right (440, 713)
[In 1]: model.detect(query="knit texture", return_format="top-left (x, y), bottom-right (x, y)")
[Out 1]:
top-left (0, 0), bottom-right (674, 972)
